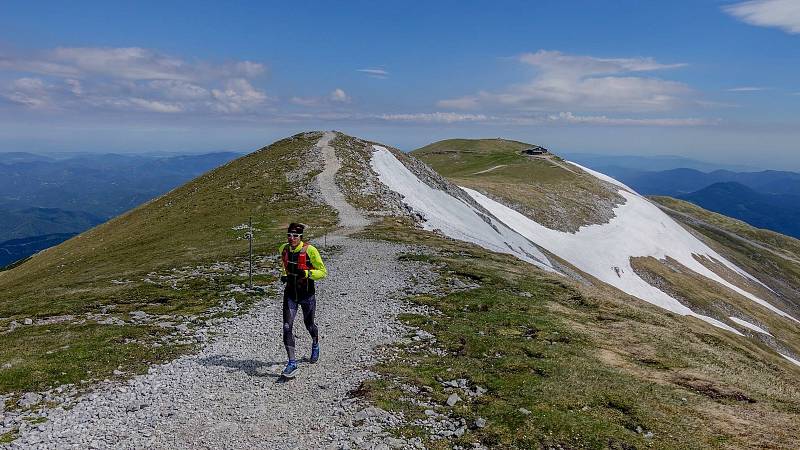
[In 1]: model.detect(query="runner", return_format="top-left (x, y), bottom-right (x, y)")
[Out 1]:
top-left (278, 222), bottom-right (327, 378)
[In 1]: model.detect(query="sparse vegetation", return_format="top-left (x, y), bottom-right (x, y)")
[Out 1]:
top-left (0, 429), bottom-right (17, 444)
top-left (2, 131), bottom-right (799, 448)
top-left (356, 218), bottom-right (800, 449)
top-left (0, 132), bottom-right (337, 395)
top-left (332, 133), bottom-right (389, 214)
top-left (652, 196), bottom-right (800, 318)
top-left (413, 139), bottom-right (624, 232)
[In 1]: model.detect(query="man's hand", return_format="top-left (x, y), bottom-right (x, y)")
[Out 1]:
top-left (286, 266), bottom-right (307, 278)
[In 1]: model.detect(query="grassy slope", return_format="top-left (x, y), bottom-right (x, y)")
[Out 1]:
top-left (386, 140), bottom-right (800, 447)
top-left (651, 195), bottom-right (800, 306)
top-left (357, 219), bottom-right (800, 449)
top-left (2, 132), bottom-right (799, 448)
top-left (413, 139), bottom-right (623, 232)
top-left (0, 132), bottom-right (337, 395)
top-left (414, 140), bottom-right (799, 353)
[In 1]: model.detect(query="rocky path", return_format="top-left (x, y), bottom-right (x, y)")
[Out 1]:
top-left (315, 131), bottom-right (370, 233)
top-left (7, 132), bottom-right (428, 449)
top-left (471, 164), bottom-right (507, 175)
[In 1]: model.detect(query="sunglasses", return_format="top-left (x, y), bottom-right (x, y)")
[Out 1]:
top-left (287, 233), bottom-right (302, 238)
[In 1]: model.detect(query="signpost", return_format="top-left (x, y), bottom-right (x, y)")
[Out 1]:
top-left (248, 216), bottom-right (253, 289)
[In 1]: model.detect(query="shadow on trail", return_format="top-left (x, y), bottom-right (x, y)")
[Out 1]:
top-left (200, 355), bottom-right (284, 378)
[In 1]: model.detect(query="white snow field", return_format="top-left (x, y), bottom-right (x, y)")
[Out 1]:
top-left (729, 316), bottom-right (772, 336)
top-left (370, 144), bottom-right (799, 337)
top-left (461, 167), bottom-right (800, 333)
top-left (783, 353), bottom-right (800, 367)
top-left (370, 145), bottom-right (555, 272)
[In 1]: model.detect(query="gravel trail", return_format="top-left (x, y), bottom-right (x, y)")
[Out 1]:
top-left (471, 164), bottom-right (507, 175)
top-left (315, 131), bottom-right (370, 233)
top-left (7, 131), bottom-right (426, 449)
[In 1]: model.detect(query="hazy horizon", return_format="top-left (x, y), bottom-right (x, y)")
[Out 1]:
top-left (2, 1), bottom-right (800, 170)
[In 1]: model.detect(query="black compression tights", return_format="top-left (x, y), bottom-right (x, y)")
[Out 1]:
top-left (282, 294), bottom-right (318, 361)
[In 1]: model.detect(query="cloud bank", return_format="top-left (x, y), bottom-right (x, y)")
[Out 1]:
top-left (724, 0), bottom-right (800, 34)
top-left (0, 46), bottom-right (269, 114)
top-left (438, 50), bottom-right (692, 113)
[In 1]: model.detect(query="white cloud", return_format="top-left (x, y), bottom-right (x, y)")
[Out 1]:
top-left (290, 96), bottom-right (320, 106)
top-left (148, 80), bottom-right (209, 100)
top-left (370, 110), bottom-right (712, 127)
top-left (210, 78), bottom-right (268, 113)
top-left (329, 88), bottom-right (351, 103)
top-left (290, 89), bottom-right (351, 107)
top-left (65, 79), bottom-right (83, 96)
top-left (232, 61), bottom-right (266, 78)
top-left (377, 112), bottom-right (490, 123)
top-left (544, 111), bottom-right (715, 126)
top-left (0, 47), bottom-right (267, 82)
top-left (357, 68), bottom-right (389, 78)
top-left (47, 47), bottom-right (191, 80)
top-left (518, 50), bottom-right (686, 75)
top-left (727, 86), bottom-right (767, 92)
top-left (437, 97), bottom-right (481, 110)
top-left (724, 0), bottom-right (800, 34)
top-left (128, 98), bottom-right (184, 113)
top-left (0, 46), bottom-right (269, 115)
top-left (3, 77), bottom-right (51, 108)
top-left (438, 50), bottom-right (693, 113)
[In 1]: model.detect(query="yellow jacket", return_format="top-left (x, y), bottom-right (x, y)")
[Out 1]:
top-left (278, 241), bottom-right (327, 281)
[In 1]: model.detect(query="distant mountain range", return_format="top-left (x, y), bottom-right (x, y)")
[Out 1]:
top-left (590, 166), bottom-right (800, 197)
top-left (0, 151), bottom-right (241, 265)
top-left (0, 151), bottom-right (242, 217)
top-left (560, 152), bottom-right (759, 172)
top-left (562, 154), bottom-right (800, 238)
top-left (0, 233), bottom-right (77, 268)
top-left (678, 182), bottom-right (800, 239)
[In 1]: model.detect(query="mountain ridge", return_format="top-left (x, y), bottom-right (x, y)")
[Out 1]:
top-left (1, 132), bottom-right (799, 448)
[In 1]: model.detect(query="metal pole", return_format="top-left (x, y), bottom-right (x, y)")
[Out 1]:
top-left (248, 216), bottom-right (253, 289)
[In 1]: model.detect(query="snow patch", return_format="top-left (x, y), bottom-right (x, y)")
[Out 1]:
top-left (729, 317), bottom-right (772, 336)
top-left (781, 353), bottom-right (800, 368)
top-left (465, 166), bottom-right (800, 326)
top-left (567, 161), bottom-right (636, 192)
top-left (370, 145), bottom-right (555, 272)
top-left (464, 181), bottom-right (800, 331)
top-left (463, 187), bottom-right (744, 334)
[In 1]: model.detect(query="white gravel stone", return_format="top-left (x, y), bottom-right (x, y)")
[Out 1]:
top-left (446, 393), bottom-right (461, 407)
top-left (18, 393), bottom-right (42, 408)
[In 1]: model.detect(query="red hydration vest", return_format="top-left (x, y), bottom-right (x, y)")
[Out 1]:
top-left (282, 243), bottom-right (314, 272)
top-left (282, 243), bottom-right (316, 299)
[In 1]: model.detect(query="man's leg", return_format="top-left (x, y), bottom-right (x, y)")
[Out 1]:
top-left (299, 295), bottom-right (319, 346)
top-left (282, 294), bottom-right (300, 361)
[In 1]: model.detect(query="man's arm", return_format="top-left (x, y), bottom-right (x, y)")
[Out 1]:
top-left (306, 245), bottom-right (327, 280)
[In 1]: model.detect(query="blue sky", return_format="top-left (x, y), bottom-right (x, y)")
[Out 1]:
top-left (1, 0), bottom-right (799, 169)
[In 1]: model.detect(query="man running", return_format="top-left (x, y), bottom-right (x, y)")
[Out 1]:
top-left (278, 222), bottom-right (327, 378)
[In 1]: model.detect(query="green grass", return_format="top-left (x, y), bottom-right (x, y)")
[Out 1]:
top-left (356, 218), bottom-right (800, 449)
top-left (630, 256), bottom-right (800, 359)
top-left (0, 322), bottom-right (186, 394)
top-left (651, 196), bottom-right (800, 319)
top-left (412, 138), bottom-right (623, 232)
top-left (0, 429), bottom-right (17, 444)
top-left (0, 131), bottom-right (336, 396)
top-left (331, 133), bottom-right (388, 213)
